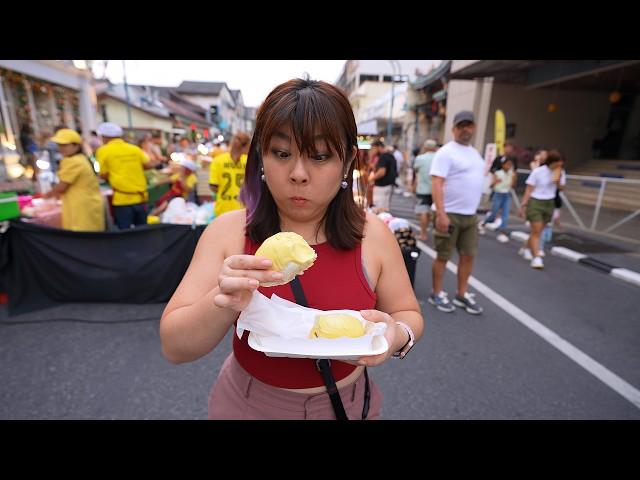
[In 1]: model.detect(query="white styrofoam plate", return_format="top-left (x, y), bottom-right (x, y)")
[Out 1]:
top-left (248, 332), bottom-right (389, 360)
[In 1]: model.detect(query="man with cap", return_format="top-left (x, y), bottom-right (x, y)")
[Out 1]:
top-left (95, 122), bottom-right (159, 229)
top-left (428, 111), bottom-right (485, 315)
top-left (43, 128), bottom-right (105, 232)
top-left (412, 139), bottom-right (438, 241)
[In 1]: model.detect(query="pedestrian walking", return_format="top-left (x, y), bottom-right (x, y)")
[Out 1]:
top-left (412, 139), bottom-right (438, 241)
top-left (160, 78), bottom-right (424, 420)
top-left (519, 150), bottom-right (566, 269)
top-left (428, 110), bottom-right (485, 315)
top-left (480, 155), bottom-right (517, 243)
top-left (368, 140), bottom-right (396, 212)
top-left (537, 153), bottom-right (565, 255)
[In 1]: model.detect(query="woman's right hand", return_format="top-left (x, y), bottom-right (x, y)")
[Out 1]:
top-left (213, 255), bottom-right (284, 312)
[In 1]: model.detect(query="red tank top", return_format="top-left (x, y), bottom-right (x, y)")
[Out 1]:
top-left (233, 235), bottom-right (377, 388)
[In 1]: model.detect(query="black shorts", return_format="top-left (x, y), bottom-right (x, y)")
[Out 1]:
top-left (416, 194), bottom-right (433, 206)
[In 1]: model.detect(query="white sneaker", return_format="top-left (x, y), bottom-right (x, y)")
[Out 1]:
top-left (477, 222), bottom-right (486, 235)
top-left (496, 233), bottom-right (509, 243)
top-left (486, 219), bottom-right (502, 231)
top-left (538, 250), bottom-right (546, 257)
top-left (519, 248), bottom-right (533, 261)
top-left (531, 257), bottom-right (544, 269)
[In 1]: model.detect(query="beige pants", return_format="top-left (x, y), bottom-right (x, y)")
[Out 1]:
top-left (372, 184), bottom-right (393, 211)
top-left (208, 353), bottom-right (383, 420)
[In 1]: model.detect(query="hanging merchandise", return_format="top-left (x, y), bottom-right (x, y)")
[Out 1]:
top-left (53, 87), bottom-right (66, 122)
top-left (13, 79), bottom-right (31, 128)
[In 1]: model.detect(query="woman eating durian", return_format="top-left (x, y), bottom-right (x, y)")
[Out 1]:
top-left (160, 79), bottom-right (424, 420)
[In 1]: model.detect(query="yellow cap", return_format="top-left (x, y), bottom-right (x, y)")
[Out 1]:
top-left (309, 314), bottom-right (366, 339)
top-left (50, 129), bottom-right (82, 145)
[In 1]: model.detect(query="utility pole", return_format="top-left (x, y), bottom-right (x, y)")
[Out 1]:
top-left (386, 60), bottom-right (403, 143)
top-left (386, 61), bottom-right (397, 141)
top-left (122, 60), bottom-right (133, 138)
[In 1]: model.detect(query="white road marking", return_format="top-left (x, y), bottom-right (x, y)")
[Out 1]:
top-left (407, 221), bottom-right (640, 410)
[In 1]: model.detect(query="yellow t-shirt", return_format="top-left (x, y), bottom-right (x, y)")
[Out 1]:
top-left (209, 152), bottom-right (247, 217)
top-left (57, 154), bottom-right (105, 232)
top-left (209, 147), bottom-right (227, 159)
top-left (96, 139), bottom-right (149, 206)
top-left (170, 172), bottom-right (198, 199)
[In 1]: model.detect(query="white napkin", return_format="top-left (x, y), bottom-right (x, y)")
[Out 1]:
top-left (236, 291), bottom-right (386, 340)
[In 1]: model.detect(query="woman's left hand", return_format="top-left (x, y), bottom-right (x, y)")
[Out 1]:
top-left (353, 309), bottom-right (397, 367)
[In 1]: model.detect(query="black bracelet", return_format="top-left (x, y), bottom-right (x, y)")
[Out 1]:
top-left (397, 328), bottom-right (411, 353)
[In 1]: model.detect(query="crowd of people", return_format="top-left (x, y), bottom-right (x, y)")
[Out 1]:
top-left (379, 112), bottom-right (568, 317)
top-left (31, 121), bottom-right (252, 232)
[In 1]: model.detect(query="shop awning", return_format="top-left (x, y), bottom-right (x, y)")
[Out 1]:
top-left (411, 60), bottom-right (451, 90)
top-left (448, 60), bottom-right (640, 91)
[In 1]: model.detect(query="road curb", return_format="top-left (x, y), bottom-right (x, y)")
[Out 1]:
top-left (505, 230), bottom-right (640, 288)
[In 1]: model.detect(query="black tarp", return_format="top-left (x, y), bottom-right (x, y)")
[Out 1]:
top-left (0, 220), bottom-right (205, 315)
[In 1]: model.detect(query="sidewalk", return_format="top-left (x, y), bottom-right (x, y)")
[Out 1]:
top-left (389, 188), bottom-right (640, 272)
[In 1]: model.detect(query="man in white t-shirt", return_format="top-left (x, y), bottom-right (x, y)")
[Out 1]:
top-left (428, 110), bottom-right (485, 315)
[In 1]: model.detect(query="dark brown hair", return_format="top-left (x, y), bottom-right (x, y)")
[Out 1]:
top-left (240, 78), bottom-right (365, 250)
top-left (543, 149), bottom-right (564, 167)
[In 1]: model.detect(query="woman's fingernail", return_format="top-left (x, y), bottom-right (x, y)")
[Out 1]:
top-left (272, 272), bottom-right (283, 279)
top-left (261, 259), bottom-right (272, 267)
top-left (249, 280), bottom-right (259, 288)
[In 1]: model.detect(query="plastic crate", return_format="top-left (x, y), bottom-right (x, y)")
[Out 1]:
top-left (0, 192), bottom-right (20, 221)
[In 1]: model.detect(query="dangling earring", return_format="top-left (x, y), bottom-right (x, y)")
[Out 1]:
top-left (340, 173), bottom-right (348, 190)
top-left (261, 165), bottom-right (265, 182)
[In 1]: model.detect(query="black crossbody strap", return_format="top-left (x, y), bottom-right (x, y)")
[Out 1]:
top-left (290, 277), bottom-right (349, 421)
top-left (316, 359), bottom-right (348, 420)
top-left (289, 276), bottom-right (309, 308)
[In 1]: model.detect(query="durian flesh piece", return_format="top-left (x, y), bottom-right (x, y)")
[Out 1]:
top-left (255, 232), bottom-right (317, 286)
top-left (309, 314), bottom-right (366, 339)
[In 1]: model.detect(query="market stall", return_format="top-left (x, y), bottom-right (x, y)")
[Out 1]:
top-left (0, 219), bottom-right (206, 315)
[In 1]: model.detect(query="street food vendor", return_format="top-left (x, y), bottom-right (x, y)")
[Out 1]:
top-left (42, 129), bottom-right (105, 232)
